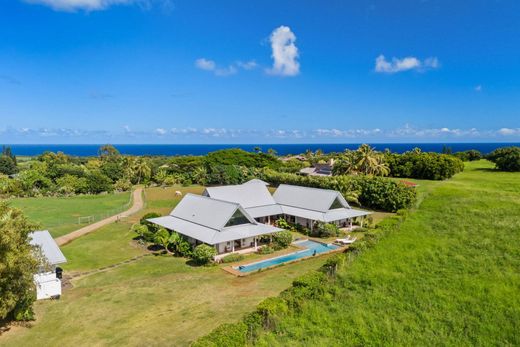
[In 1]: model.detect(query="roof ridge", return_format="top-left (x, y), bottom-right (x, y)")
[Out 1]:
top-left (277, 184), bottom-right (339, 194)
top-left (184, 193), bottom-right (241, 207)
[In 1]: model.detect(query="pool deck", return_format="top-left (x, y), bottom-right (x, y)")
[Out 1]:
top-left (222, 239), bottom-right (347, 277)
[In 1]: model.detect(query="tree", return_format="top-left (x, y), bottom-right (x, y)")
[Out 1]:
top-left (98, 144), bottom-right (120, 158)
top-left (154, 228), bottom-right (174, 254)
top-left (132, 158), bottom-right (152, 184)
top-left (355, 144), bottom-right (380, 175)
top-left (192, 166), bottom-right (208, 185)
top-left (86, 171), bottom-right (113, 194)
top-left (487, 147), bottom-right (520, 171)
top-left (0, 202), bottom-right (38, 321)
top-left (0, 155), bottom-right (18, 175)
top-left (192, 244), bottom-right (217, 265)
top-left (2, 145), bottom-right (17, 165)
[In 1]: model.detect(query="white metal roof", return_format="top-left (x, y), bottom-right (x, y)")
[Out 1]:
top-left (29, 230), bottom-right (67, 265)
top-left (245, 204), bottom-right (283, 218)
top-left (273, 184), bottom-right (350, 212)
top-left (280, 205), bottom-right (371, 223)
top-left (170, 193), bottom-right (254, 230)
top-left (204, 181), bottom-right (277, 209)
top-left (243, 178), bottom-right (270, 186)
top-left (148, 215), bottom-right (281, 245)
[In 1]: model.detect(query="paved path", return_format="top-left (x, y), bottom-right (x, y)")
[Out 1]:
top-left (55, 187), bottom-right (145, 246)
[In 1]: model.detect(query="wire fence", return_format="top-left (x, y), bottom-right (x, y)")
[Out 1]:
top-left (39, 191), bottom-right (135, 232)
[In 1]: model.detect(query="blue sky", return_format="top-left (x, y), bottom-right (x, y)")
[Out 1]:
top-left (1, 0), bottom-right (519, 144)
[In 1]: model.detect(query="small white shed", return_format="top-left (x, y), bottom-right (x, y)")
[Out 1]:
top-left (29, 230), bottom-right (67, 300)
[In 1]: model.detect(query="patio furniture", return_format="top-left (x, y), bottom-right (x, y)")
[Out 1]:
top-left (335, 237), bottom-right (357, 245)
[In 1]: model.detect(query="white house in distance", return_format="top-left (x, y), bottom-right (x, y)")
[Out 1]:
top-left (149, 179), bottom-right (371, 255)
top-left (29, 230), bottom-right (67, 300)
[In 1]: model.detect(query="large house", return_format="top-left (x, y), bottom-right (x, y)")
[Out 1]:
top-left (29, 230), bottom-right (67, 300)
top-left (149, 179), bottom-right (370, 255)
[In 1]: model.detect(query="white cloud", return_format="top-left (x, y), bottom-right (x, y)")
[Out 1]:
top-left (475, 85), bottom-right (482, 92)
top-left (497, 128), bottom-right (520, 136)
top-left (195, 58), bottom-right (216, 71)
top-left (195, 58), bottom-right (258, 77)
top-left (23, 0), bottom-right (168, 11)
top-left (266, 26), bottom-right (300, 77)
top-left (236, 60), bottom-right (258, 70)
top-left (155, 128), bottom-right (167, 135)
top-left (375, 55), bottom-right (440, 73)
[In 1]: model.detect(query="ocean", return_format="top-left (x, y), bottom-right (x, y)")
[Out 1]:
top-left (5, 143), bottom-right (519, 157)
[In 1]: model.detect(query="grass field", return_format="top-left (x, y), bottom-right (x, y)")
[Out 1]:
top-left (0, 185), bottom-right (338, 346)
top-left (246, 160), bottom-right (520, 346)
top-left (9, 192), bottom-right (132, 237)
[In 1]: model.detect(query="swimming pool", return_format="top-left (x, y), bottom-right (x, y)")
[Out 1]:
top-left (233, 239), bottom-right (339, 273)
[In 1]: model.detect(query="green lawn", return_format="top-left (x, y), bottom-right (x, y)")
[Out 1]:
top-left (247, 160), bottom-right (520, 346)
top-left (9, 192), bottom-right (132, 237)
top-left (0, 185), bottom-right (337, 346)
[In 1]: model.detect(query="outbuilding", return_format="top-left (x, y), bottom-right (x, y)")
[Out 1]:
top-left (29, 230), bottom-right (67, 300)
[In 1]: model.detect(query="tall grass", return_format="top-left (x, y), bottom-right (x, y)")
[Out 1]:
top-left (197, 160), bottom-right (520, 346)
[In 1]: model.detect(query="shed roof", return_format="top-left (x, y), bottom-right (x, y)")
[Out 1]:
top-left (29, 230), bottom-right (67, 265)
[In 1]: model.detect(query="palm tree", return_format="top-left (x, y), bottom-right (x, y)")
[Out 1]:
top-left (132, 158), bottom-right (151, 184)
top-left (192, 166), bottom-right (208, 185)
top-left (355, 144), bottom-right (380, 175)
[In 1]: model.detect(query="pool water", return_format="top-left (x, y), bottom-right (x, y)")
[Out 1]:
top-left (234, 239), bottom-right (339, 273)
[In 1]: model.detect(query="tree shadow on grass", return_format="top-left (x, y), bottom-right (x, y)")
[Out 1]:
top-left (474, 167), bottom-right (498, 172)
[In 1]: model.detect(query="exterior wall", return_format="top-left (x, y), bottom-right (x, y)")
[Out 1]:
top-left (215, 237), bottom-right (258, 254)
top-left (34, 272), bottom-right (62, 300)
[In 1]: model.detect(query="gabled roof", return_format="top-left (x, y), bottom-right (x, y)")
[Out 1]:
top-left (204, 181), bottom-right (276, 209)
top-left (149, 193), bottom-right (283, 245)
top-left (273, 184), bottom-right (350, 212)
top-left (29, 230), bottom-right (67, 266)
top-left (243, 178), bottom-right (269, 186)
top-left (169, 193), bottom-right (254, 230)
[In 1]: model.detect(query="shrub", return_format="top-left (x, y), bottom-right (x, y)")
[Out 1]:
top-left (275, 218), bottom-right (291, 229)
top-left (314, 222), bottom-right (340, 238)
top-left (454, 150), bottom-right (482, 161)
top-left (385, 152), bottom-right (464, 180)
top-left (192, 322), bottom-right (248, 347)
top-left (192, 244), bottom-right (217, 265)
top-left (0, 156), bottom-right (18, 175)
top-left (272, 230), bottom-right (293, 249)
top-left (220, 253), bottom-right (245, 263)
top-left (257, 245), bottom-right (274, 255)
top-left (487, 146), bottom-right (520, 171)
top-left (140, 212), bottom-right (161, 232)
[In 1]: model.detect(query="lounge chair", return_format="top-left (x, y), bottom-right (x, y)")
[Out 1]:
top-left (335, 237), bottom-right (357, 245)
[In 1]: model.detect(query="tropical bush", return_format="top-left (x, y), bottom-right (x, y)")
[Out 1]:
top-left (454, 149), bottom-right (482, 161)
top-left (272, 230), bottom-right (293, 249)
top-left (220, 253), bottom-right (245, 263)
top-left (385, 151), bottom-right (464, 180)
top-left (487, 146), bottom-right (520, 171)
top-left (257, 245), bottom-right (274, 255)
top-left (192, 244), bottom-right (217, 265)
top-left (313, 222), bottom-right (340, 238)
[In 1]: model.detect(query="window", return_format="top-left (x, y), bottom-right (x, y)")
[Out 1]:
top-left (225, 209), bottom-right (250, 227)
top-left (330, 197), bottom-right (344, 209)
